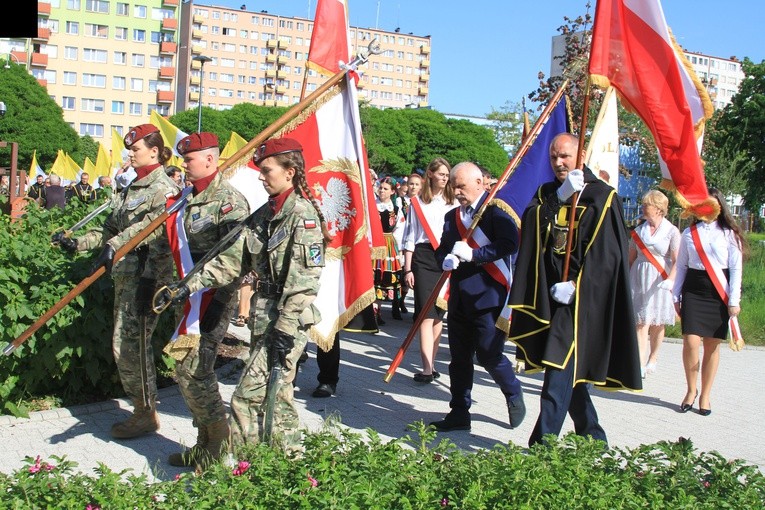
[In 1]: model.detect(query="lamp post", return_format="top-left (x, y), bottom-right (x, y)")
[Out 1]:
top-left (3, 53), bottom-right (22, 69)
top-left (192, 54), bottom-right (212, 133)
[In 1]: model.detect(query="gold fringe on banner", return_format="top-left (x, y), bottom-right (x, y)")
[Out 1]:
top-left (310, 288), bottom-right (376, 352)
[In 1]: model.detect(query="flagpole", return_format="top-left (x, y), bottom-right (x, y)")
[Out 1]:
top-left (383, 80), bottom-right (570, 383)
top-left (561, 75), bottom-right (594, 281)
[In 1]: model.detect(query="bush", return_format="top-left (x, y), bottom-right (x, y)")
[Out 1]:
top-left (0, 423), bottom-right (763, 509)
top-left (0, 198), bottom-right (175, 417)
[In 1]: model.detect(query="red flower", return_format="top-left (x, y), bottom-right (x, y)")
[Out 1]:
top-left (232, 461), bottom-right (251, 476)
top-left (307, 473), bottom-right (318, 487)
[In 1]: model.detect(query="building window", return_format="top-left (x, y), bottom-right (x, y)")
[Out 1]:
top-left (85, 24), bottom-right (108, 38)
top-left (130, 78), bottom-right (143, 92)
top-left (83, 48), bottom-right (107, 63)
top-left (113, 51), bottom-right (126, 65)
top-left (131, 54), bottom-right (145, 67)
top-left (81, 98), bottom-right (105, 112)
top-left (115, 27), bottom-right (127, 40)
top-left (67, 0), bottom-right (81, 9)
top-left (82, 73), bottom-right (106, 88)
top-left (64, 46), bottom-right (78, 60)
top-left (66, 21), bottom-right (79, 35)
top-left (63, 71), bottom-right (77, 85)
top-left (134, 5), bottom-right (147, 18)
top-left (62, 96), bottom-right (76, 110)
top-left (133, 29), bottom-right (146, 42)
top-left (85, 0), bottom-right (109, 13)
top-left (79, 123), bottom-right (104, 137)
top-left (116, 2), bottom-right (128, 16)
top-left (113, 76), bottom-right (126, 89)
top-left (129, 102), bottom-right (143, 115)
top-left (112, 101), bottom-right (124, 114)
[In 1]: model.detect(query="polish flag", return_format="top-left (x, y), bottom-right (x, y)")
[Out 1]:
top-left (307, 0), bottom-right (351, 76)
top-left (276, 74), bottom-right (385, 350)
top-left (589, 0), bottom-right (717, 219)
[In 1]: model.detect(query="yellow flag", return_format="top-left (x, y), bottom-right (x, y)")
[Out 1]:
top-left (29, 150), bottom-right (44, 178)
top-left (111, 128), bottom-right (127, 173)
top-left (94, 143), bottom-right (111, 178)
top-left (50, 150), bottom-right (73, 182)
top-left (150, 110), bottom-right (188, 156)
top-left (83, 157), bottom-right (96, 175)
top-left (65, 153), bottom-right (82, 182)
top-left (585, 86), bottom-right (620, 191)
top-left (219, 131), bottom-right (248, 164)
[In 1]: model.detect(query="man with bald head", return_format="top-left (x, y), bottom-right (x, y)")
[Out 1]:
top-left (430, 162), bottom-right (525, 433)
top-left (507, 133), bottom-right (640, 447)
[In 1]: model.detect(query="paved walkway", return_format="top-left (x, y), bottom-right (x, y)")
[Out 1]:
top-left (2, 299), bottom-right (763, 482)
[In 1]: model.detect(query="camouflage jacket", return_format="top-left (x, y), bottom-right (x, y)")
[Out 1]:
top-left (186, 190), bottom-right (325, 337)
top-left (182, 172), bottom-right (249, 303)
top-left (75, 167), bottom-right (181, 278)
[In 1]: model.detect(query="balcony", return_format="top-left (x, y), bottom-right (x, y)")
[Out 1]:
top-left (419, 72), bottom-right (429, 81)
top-left (266, 39), bottom-right (285, 49)
top-left (420, 45), bottom-right (430, 55)
top-left (11, 51), bottom-right (27, 66)
top-left (157, 90), bottom-right (174, 103)
top-left (162, 18), bottom-right (178, 31)
top-left (190, 76), bottom-right (200, 86)
top-left (30, 53), bottom-right (48, 67)
top-left (265, 69), bottom-right (279, 79)
top-left (159, 66), bottom-right (175, 79)
top-left (193, 14), bottom-right (204, 24)
top-left (36, 78), bottom-right (47, 88)
top-left (191, 44), bottom-right (204, 55)
top-left (419, 59), bottom-right (430, 68)
top-left (265, 54), bottom-right (280, 64)
top-left (35, 27), bottom-right (51, 41)
top-left (160, 41), bottom-right (177, 54)
top-left (418, 86), bottom-right (429, 95)
top-left (189, 91), bottom-right (200, 102)
top-left (163, 0), bottom-right (179, 6)
top-left (38, 2), bottom-right (51, 15)
top-left (192, 29), bottom-right (203, 40)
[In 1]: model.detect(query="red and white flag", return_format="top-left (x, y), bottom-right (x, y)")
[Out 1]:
top-left (589, 0), bottom-right (717, 219)
top-left (307, 0), bottom-right (351, 77)
top-left (275, 73), bottom-right (384, 350)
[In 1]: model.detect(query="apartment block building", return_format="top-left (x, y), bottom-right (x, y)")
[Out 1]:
top-left (1, 1), bottom-right (431, 150)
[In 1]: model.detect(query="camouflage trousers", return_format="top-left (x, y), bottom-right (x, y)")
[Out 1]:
top-left (175, 294), bottom-right (238, 427)
top-left (229, 329), bottom-right (309, 451)
top-left (112, 275), bottom-right (164, 406)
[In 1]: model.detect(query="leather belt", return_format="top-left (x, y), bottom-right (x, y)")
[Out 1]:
top-left (254, 278), bottom-right (284, 296)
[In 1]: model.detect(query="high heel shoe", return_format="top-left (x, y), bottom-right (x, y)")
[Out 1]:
top-left (679, 390), bottom-right (699, 413)
top-left (698, 408), bottom-right (712, 416)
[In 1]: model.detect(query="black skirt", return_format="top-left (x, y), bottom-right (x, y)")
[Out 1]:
top-left (680, 268), bottom-right (730, 339)
top-left (412, 243), bottom-right (446, 321)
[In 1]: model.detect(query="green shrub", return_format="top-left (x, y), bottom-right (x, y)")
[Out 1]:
top-left (0, 423), bottom-right (763, 509)
top-left (0, 199), bottom-right (175, 417)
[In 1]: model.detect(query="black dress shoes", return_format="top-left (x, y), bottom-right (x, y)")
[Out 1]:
top-left (679, 390), bottom-right (698, 413)
top-left (312, 383), bottom-right (336, 398)
top-left (698, 408), bottom-right (712, 416)
top-left (508, 396), bottom-right (526, 429)
top-left (413, 371), bottom-right (440, 383)
top-left (430, 412), bottom-right (471, 432)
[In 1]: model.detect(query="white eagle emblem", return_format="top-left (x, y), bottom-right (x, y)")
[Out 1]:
top-left (314, 177), bottom-right (356, 237)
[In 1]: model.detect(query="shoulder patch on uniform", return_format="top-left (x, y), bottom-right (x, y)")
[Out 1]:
top-left (303, 218), bottom-right (317, 229)
top-left (220, 203), bottom-right (233, 215)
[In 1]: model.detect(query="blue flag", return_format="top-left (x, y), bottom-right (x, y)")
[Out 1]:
top-left (491, 98), bottom-right (570, 229)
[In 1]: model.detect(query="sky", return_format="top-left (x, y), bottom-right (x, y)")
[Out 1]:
top-left (207, 0), bottom-right (764, 117)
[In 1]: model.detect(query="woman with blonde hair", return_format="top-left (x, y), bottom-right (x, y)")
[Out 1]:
top-left (628, 189), bottom-right (681, 378)
top-left (673, 188), bottom-right (745, 416)
top-left (401, 158), bottom-right (458, 383)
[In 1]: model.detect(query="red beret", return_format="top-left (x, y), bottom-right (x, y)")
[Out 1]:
top-left (177, 132), bottom-right (219, 155)
top-left (253, 137), bottom-right (303, 164)
top-left (124, 124), bottom-right (159, 148)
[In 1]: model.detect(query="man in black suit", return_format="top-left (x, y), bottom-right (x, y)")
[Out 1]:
top-left (67, 172), bottom-right (97, 203)
top-left (430, 162), bottom-right (525, 432)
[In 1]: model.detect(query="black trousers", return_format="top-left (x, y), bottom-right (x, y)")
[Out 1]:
top-left (528, 356), bottom-right (607, 447)
top-left (316, 333), bottom-right (340, 386)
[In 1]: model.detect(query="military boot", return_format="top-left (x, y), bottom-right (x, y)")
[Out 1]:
top-left (168, 424), bottom-right (209, 467)
top-left (194, 419), bottom-right (231, 472)
top-left (110, 401), bottom-right (159, 439)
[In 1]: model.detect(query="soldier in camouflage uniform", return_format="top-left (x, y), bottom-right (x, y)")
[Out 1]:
top-left (163, 132), bottom-right (249, 469)
top-left (157, 137), bottom-right (327, 453)
top-left (54, 124), bottom-right (181, 439)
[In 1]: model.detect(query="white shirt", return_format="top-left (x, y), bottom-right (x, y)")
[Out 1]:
top-left (401, 194), bottom-right (457, 251)
top-left (672, 220), bottom-right (743, 306)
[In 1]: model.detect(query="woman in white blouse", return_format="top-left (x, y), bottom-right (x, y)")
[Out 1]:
top-left (401, 158), bottom-right (458, 383)
top-left (673, 188), bottom-right (745, 416)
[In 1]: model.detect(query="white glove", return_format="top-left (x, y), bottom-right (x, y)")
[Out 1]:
top-left (658, 279), bottom-right (674, 291)
top-left (556, 169), bottom-right (584, 202)
top-left (550, 281), bottom-right (576, 304)
top-left (451, 241), bottom-right (474, 262)
top-left (442, 254), bottom-right (461, 271)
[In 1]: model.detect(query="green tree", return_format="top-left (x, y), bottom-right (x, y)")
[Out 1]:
top-left (708, 58), bottom-right (765, 212)
top-left (485, 100), bottom-right (525, 155)
top-left (73, 135), bottom-right (99, 168)
top-left (0, 63), bottom-right (79, 172)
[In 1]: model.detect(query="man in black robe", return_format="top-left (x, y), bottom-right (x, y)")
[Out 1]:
top-left (508, 133), bottom-right (641, 447)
